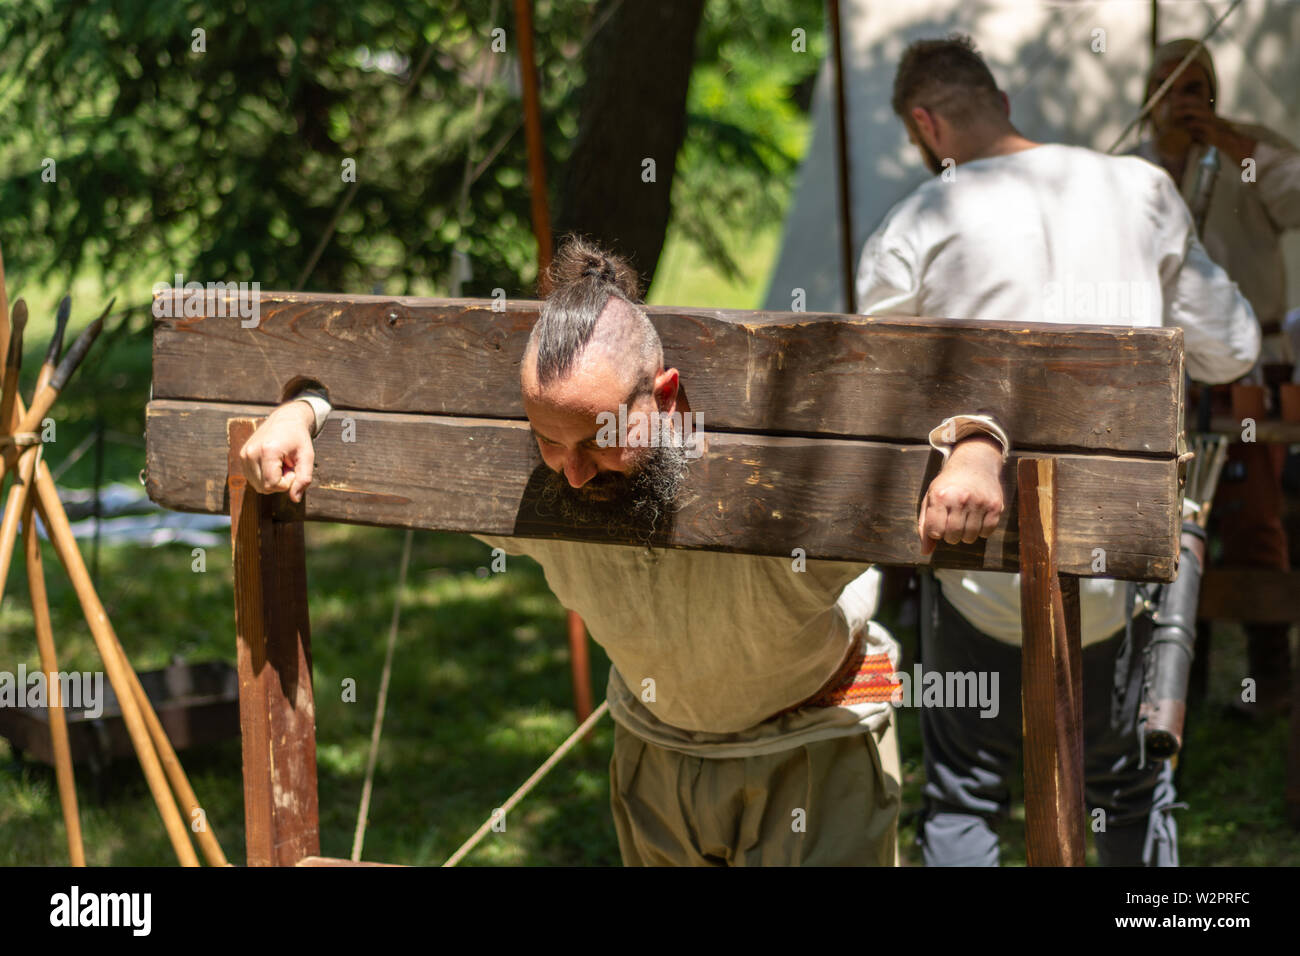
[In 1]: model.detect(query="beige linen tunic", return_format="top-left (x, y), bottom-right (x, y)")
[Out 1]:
top-left (474, 414), bottom-right (1006, 758)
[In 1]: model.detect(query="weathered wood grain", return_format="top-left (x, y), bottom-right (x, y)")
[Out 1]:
top-left (228, 420), bottom-right (320, 867)
top-left (148, 400), bottom-right (1180, 581)
top-left (1018, 459), bottom-right (1086, 867)
top-left (151, 291), bottom-right (1184, 455)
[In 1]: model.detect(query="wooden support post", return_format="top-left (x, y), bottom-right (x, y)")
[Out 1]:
top-left (228, 418), bottom-right (320, 866)
top-left (1018, 458), bottom-right (1086, 866)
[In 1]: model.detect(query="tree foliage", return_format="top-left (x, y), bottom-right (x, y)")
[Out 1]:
top-left (0, 0), bottom-right (824, 299)
top-left (0, 0), bottom-right (591, 297)
top-left (676, 0), bottom-right (827, 282)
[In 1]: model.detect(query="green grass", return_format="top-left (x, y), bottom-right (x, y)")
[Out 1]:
top-left (3, 519), bottom-right (1296, 865)
top-left (648, 221), bottom-right (782, 309)
top-left (0, 524), bottom-right (620, 866)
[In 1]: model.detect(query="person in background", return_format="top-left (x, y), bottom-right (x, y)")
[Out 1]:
top-left (1133, 38), bottom-right (1300, 720)
top-left (856, 34), bottom-right (1259, 866)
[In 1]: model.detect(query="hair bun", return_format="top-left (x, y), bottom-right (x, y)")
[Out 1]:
top-left (581, 260), bottom-right (617, 283)
top-left (545, 235), bottom-right (643, 301)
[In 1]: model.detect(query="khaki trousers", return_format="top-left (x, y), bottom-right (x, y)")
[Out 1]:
top-left (609, 717), bottom-right (901, 866)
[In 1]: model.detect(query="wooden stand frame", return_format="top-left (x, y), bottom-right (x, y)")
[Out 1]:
top-left (148, 291), bottom-right (1193, 866)
top-left (221, 433), bottom-right (1094, 866)
top-left (1017, 458), bottom-right (1086, 865)
top-left (228, 419), bottom-right (320, 866)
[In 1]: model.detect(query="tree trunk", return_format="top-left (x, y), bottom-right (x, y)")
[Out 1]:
top-left (555, 0), bottom-right (706, 290)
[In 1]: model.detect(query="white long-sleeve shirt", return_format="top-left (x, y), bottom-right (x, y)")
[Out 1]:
top-left (856, 142), bottom-right (1260, 646)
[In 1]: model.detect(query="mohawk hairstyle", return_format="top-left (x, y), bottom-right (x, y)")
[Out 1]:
top-left (891, 33), bottom-right (1004, 126)
top-left (529, 235), bottom-right (660, 392)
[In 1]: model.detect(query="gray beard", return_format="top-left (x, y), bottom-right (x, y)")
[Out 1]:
top-left (533, 417), bottom-right (690, 545)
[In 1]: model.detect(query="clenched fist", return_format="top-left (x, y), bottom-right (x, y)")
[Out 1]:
top-left (917, 434), bottom-right (1005, 556)
top-left (239, 400), bottom-right (317, 502)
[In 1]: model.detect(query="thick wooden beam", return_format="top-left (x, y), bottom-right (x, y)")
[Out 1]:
top-left (228, 419), bottom-right (320, 867)
top-left (1018, 458), bottom-right (1087, 867)
top-left (149, 400), bottom-right (1180, 581)
top-left (151, 292), bottom-right (1184, 455)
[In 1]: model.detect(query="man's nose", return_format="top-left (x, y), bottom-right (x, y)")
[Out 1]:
top-left (563, 452), bottom-right (596, 489)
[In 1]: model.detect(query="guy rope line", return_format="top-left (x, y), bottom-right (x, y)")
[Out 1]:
top-left (443, 700), bottom-right (610, 867)
top-left (350, 0), bottom-right (504, 862)
top-left (349, 524), bottom-right (414, 862)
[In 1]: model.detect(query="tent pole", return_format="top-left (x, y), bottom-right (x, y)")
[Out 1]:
top-left (515, 0), bottom-right (553, 280)
top-left (828, 0), bottom-right (856, 313)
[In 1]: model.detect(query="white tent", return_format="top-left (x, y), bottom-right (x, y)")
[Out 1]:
top-left (763, 0), bottom-right (1300, 315)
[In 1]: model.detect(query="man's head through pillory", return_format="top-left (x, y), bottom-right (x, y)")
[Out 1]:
top-left (890, 34), bottom-right (1015, 174)
top-left (521, 236), bottom-right (690, 537)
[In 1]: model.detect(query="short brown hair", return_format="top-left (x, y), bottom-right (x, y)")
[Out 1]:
top-left (892, 34), bottom-right (1003, 126)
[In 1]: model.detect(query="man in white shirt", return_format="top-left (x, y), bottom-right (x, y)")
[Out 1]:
top-left (1132, 39), bottom-right (1300, 717)
top-left (237, 236), bottom-right (1011, 865)
top-left (857, 35), bottom-right (1260, 866)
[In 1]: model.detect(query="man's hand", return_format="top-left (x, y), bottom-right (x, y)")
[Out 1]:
top-left (239, 400), bottom-right (317, 502)
top-left (1178, 103), bottom-right (1257, 163)
top-left (918, 435), bottom-right (1005, 556)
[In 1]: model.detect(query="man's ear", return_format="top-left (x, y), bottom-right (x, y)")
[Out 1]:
top-left (909, 106), bottom-right (936, 145)
top-left (653, 368), bottom-right (680, 414)
top-left (998, 90), bottom-right (1011, 118)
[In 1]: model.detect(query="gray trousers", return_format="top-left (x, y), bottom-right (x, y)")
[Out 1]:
top-left (919, 589), bottom-right (1179, 866)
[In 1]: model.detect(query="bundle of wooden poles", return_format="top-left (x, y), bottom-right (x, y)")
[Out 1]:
top-left (0, 242), bottom-right (227, 866)
top-left (1186, 432), bottom-right (1230, 529)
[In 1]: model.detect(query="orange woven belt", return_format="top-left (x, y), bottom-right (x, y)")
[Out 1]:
top-left (777, 641), bottom-right (901, 716)
top-left (804, 645), bottom-right (901, 708)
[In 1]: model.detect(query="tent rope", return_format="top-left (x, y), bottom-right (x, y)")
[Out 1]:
top-left (350, 526), bottom-right (414, 861)
top-left (351, 0), bottom-right (502, 861)
top-left (444, 700), bottom-right (609, 867)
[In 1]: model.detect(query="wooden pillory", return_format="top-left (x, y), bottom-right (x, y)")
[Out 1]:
top-left (145, 291), bottom-right (1186, 866)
